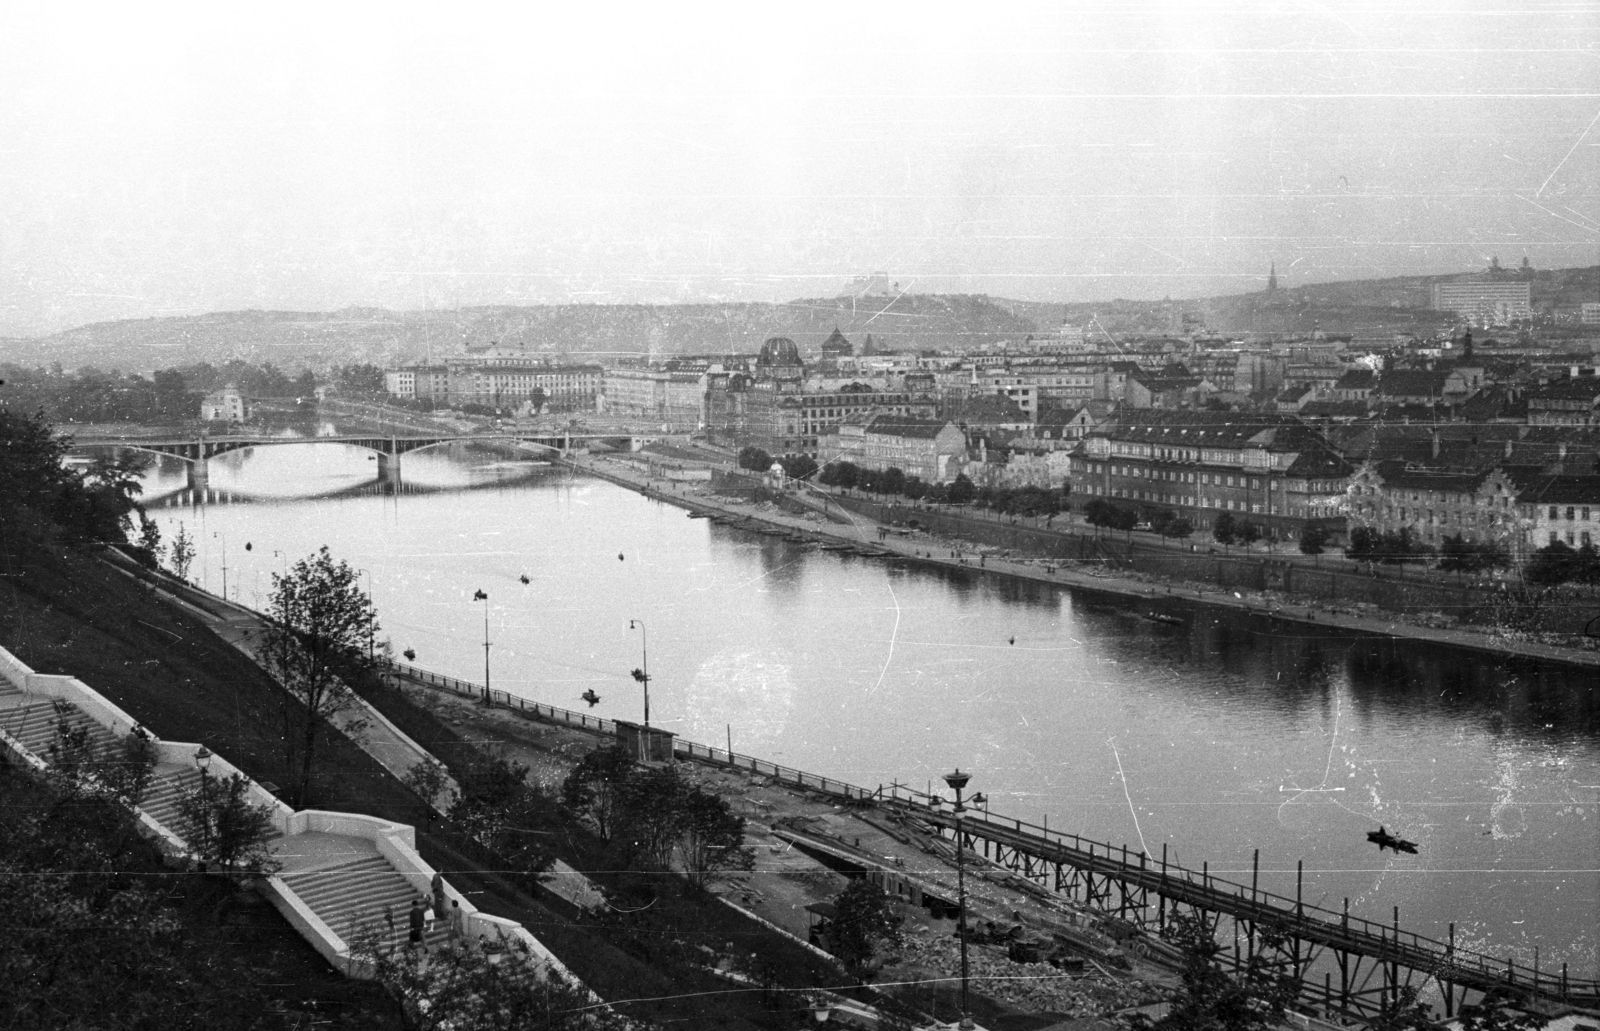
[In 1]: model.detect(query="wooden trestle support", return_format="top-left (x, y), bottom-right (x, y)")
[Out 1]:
top-left (917, 805), bottom-right (1589, 1025)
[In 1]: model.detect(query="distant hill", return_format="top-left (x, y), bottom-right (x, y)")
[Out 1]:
top-left (4, 265), bottom-right (1596, 372)
top-left (0, 294), bottom-right (1037, 373)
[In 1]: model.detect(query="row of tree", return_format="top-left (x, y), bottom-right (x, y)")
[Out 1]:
top-left (736, 446), bottom-right (818, 480)
top-left (0, 360), bottom-right (391, 427)
top-left (0, 407), bottom-right (157, 556)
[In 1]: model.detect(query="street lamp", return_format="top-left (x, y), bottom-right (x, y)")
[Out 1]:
top-left (212, 531), bottom-right (228, 600)
top-left (473, 589), bottom-right (491, 705)
top-left (358, 568), bottom-right (374, 664)
top-left (942, 767), bottom-right (979, 1031)
top-left (628, 619), bottom-right (650, 729)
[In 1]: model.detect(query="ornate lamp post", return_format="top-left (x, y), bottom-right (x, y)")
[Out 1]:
top-left (942, 767), bottom-right (985, 1030)
top-left (473, 589), bottom-right (490, 704)
top-left (212, 531), bottom-right (228, 600)
top-left (628, 619), bottom-right (650, 729)
top-left (358, 568), bottom-right (374, 664)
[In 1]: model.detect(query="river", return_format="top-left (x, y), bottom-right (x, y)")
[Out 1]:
top-left (138, 441), bottom-right (1600, 978)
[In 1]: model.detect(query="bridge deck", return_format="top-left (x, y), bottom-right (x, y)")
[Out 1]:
top-left (896, 803), bottom-right (1597, 1007)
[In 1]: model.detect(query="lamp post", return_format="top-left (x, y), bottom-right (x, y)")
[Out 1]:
top-left (212, 531), bottom-right (228, 600)
top-left (473, 590), bottom-right (490, 704)
top-left (941, 767), bottom-right (983, 1031)
top-left (358, 568), bottom-right (374, 664)
top-left (628, 619), bottom-right (650, 729)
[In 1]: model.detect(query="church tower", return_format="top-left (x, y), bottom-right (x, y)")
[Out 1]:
top-left (1266, 261), bottom-right (1279, 292)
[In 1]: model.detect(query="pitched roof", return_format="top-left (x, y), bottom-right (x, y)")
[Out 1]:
top-left (862, 414), bottom-right (956, 439)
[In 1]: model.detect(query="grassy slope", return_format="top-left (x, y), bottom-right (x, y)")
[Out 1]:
top-left (0, 532), bottom-right (836, 1028)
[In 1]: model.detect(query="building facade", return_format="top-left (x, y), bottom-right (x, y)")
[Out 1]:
top-left (820, 415), bottom-right (967, 484)
top-left (1066, 410), bottom-right (1351, 538)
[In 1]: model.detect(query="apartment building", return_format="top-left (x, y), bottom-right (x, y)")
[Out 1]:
top-left (820, 415), bottom-right (968, 483)
top-left (1067, 410), bottom-right (1351, 537)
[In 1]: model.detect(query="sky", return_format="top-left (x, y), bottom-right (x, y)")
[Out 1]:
top-left (2, 1), bottom-right (1597, 336)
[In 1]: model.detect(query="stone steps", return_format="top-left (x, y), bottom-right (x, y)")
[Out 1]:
top-left (1, 700), bottom-right (121, 764)
top-left (280, 856), bottom-right (450, 954)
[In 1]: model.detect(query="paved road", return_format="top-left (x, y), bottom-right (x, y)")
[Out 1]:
top-left (576, 455), bottom-right (1600, 671)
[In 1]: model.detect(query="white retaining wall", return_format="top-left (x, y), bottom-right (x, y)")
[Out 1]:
top-left (0, 644), bottom-right (577, 986)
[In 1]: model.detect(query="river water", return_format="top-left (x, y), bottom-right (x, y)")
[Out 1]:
top-left (139, 443), bottom-right (1600, 977)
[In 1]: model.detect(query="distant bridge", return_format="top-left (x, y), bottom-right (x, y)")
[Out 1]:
top-left (68, 432), bottom-right (636, 489)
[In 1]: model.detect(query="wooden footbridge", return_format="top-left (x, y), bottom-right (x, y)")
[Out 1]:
top-left (893, 798), bottom-right (1596, 1020)
top-left (379, 657), bottom-right (1598, 1025)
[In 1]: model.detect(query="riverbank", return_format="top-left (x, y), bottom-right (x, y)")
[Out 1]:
top-left (570, 452), bottom-right (1600, 672)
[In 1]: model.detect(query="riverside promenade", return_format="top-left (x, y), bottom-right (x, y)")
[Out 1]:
top-left (569, 452), bottom-right (1600, 672)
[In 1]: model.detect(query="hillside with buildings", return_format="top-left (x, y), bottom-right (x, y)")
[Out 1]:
top-left (7, 263), bottom-right (1597, 375)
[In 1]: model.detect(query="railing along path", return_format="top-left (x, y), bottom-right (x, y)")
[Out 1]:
top-left (378, 658), bottom-right (1599, 1011)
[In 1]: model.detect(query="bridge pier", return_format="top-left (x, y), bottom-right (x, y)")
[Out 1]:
top-left (186, 457), bottom-right (209, 491)
top-left (376, 450), bottom-right (401, 488)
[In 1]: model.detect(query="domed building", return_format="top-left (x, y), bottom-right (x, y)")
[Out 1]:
top-left (754, 336), bottom-right (805, 384)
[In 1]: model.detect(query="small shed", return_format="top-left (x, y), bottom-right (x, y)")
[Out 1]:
top-left (613, 719), bottom-right (675, 763)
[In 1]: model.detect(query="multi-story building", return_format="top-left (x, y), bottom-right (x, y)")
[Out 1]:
top-left (601, 367), bottom-right (707, 427)
top-left (1347, 462), bottom-right (1600, 560)
top-left (199, 384), bottom-right (248, 422)
top-left (1521, 477), bottom-right (1600, 550)
top-left (1430, 280), bottom-right (1532, 322)
top-left (384, 364), bottom-right (449, 400)
top-left (1526, 376), bottom-right (1600, 426)
top-left (443, 362), bottom-right (602, 410)
top-left (819, 415), bottom-right (968, 483)
top-left (1067, 410), bottom-right (1352, 538)
top-left (1346, 462), bottom-right (1524, 551)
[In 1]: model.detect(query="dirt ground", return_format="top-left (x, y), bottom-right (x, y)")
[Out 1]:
top-left (397, 678), bottom-right (1179, 1025)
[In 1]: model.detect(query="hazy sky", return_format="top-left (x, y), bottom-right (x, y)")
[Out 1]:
top-left (2, 1), bottom-right (1597, 335)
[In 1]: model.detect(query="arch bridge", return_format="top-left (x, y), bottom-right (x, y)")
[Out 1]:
top-left (68, 432), bottom-right (633, 489)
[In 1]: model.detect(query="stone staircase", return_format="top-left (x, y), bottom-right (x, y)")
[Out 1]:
top-left (0, 698), bottom-right (120, 765)
top-left (279, 854), bottom-right (451, 955)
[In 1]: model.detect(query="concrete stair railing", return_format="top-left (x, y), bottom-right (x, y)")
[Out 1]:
top-left (0, 643), bottom-right (577, 989)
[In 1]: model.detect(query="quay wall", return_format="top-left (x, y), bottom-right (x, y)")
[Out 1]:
top-left (835, 496), bottom-right (1593, 635)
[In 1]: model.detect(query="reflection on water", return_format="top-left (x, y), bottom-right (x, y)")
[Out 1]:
top-left (144, 452), bottom-right (1600, 974)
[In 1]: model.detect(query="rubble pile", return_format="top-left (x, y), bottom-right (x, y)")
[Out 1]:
top-left (893, 930), bottom-right (1163, 1016)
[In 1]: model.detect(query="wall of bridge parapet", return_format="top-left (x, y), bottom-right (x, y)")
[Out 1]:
top-left (68, 432), bottom-right (632, 463)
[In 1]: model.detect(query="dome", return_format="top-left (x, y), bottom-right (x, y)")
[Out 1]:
top-left (756, 337), bottom-right (802, 367)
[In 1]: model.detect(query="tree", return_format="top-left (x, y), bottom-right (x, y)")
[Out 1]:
top-left (612, 764), bottom-right (689, 870)
top-left (177, 771), bottom-right (281, 877)
top-left (352, 932), bottom-right (632, 1031)
top-left (677, 788), bottom-right (754, 887)
top-left (1213, 511), bottom-right (1237, 546)
top-left (825, 878), bottom-right (904, 979)
top-left (449, 755), bottom-right (553, 882)
top-left (1299, 524), bottom-right (1330, 556)
top-left (528, 386), bottom-right (548, 414)
top-left (132, 509), bottom-right (163, 569)
top-left (168, 522), bottom-right (196, 582)
top-left (1236, 520), bottom-right (1262, 546)
top-left (946, 473), bottom-right (976, 505)
top-left (1346, 525), bottom-right (1378, 561)
top-left (779, 454), bottom-right (818, 481)
top-left (559, 745), bottom-right (636, 841)
top-left (255, 546), bottom-right (378, 806)
top-left (737, 446), bottom-right (773, 473)
top-left (1132, 912), bottom-right (1299, 1031)
top-left (1161, 516), bottom-right (1195, 540)
top-left (404, 757), bottom-right (451, 813)
top-left (1525, 540), bottom-right (1578, 586)
top-left (881, 466), bottom-right (907, 496)
top-left (0, 764), bottom-right (322, 1030)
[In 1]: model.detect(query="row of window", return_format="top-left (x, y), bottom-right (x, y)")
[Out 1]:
top-left (1549, 506), bottom-right (1594, 521)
